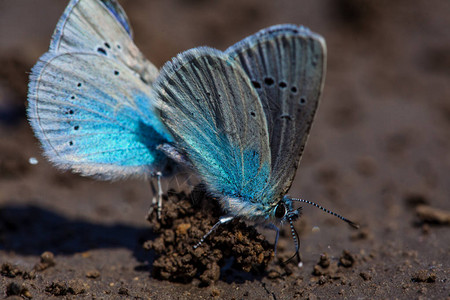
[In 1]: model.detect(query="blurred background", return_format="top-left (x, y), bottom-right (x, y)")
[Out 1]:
top-left (0, 0), bottom-right (449, 298)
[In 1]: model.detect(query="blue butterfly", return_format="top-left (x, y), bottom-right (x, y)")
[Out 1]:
top-left (27, 0), bottom-right (175, 217)
top-left (154, 24), bottom-right (358, 263)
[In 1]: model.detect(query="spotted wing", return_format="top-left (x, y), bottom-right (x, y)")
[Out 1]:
top-left (50, 0), bottom-right (158, 84)
top-left (154, 48), bottom-right (272, 201)
top-left (28, 52), bottom-right (170, 179)
top-left (226, 24), bottom-right (326, 197)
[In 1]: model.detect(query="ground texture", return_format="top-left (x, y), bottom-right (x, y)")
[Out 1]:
top-left (0, 0), bottom-right (449, 299)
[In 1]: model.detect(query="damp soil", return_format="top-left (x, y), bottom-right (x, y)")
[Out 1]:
top-left (145, 188), bottom-right (274, 286)
top-left (1, 0), bottom-right (449, 299)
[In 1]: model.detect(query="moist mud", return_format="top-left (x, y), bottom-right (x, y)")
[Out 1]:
top-left (144, 188), bottom-right (274, 285)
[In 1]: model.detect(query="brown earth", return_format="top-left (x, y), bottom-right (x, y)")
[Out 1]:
top-left (0, 0), bottom-right (449, 299)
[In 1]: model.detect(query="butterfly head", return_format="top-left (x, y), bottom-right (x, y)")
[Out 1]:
top-left (272, 196), bottom-right (301, 223)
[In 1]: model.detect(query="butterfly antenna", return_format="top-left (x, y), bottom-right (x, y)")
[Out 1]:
top-left (290, 198), bottom-right (359, 229)
top-left (283, 217), bottom-right (302, 267)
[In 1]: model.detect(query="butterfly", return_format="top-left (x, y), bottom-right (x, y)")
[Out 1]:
top-left (27, 0), bottom-right (175, 217)
top-left (154, 24), bottom-right (358, 263)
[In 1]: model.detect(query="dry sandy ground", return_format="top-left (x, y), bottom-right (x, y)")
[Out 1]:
top-left (0, 0), bottom-right (449, 299)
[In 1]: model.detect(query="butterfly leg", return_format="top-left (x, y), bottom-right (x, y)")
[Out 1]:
top-left (146, 172), bottom-right (163, 220)
top-left (264, 223), bottom-right (280, 256)
top-left (193, 215), bottom-right (234, 249)
top-left (156, 171), bottom-right (163, 219)
top-left (146, 177), bottom-right (157, 220)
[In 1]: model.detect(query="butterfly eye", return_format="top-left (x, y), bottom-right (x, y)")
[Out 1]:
top-left (275, 203), bottom-right (286, 219)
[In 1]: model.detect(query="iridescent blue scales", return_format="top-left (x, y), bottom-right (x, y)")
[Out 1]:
top-left (155, 24), bottom-right (357, 262)
top-left (28, 0), bottom-right (173, 178)
top-left (27, 0), bottom-right (174, 217)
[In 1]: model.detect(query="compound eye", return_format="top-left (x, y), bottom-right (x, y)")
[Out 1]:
top-left (275, 204), bottom-right (286, 219)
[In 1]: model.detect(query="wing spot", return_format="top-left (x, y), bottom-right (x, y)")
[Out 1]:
top-left (117, 44), bottom-right (122, 49)
top-left (104, 42), bottom-right (111, 49)
top-left (300, 97), bottom-right (307, 105)
top-left (69, 141), bottom-right (73, 146)
top-left (97, 47), bottom-right (107, 55)
top-left (251, 81), bottom-right (261, 89)
top-left (279, 81), bottom-right (287, 88)
top-left (280, 114), bottom-right (292, 120)
top-left (69, 109), bottom-right (74, 114)
top-left (312, 54), bottom-right (319, 66)
top-left (70, 95), bottom-right (75, 99)
top-left (291, 86), bottom-right (298, 93)
top-left (250, 111), bottom-right (256, 117)
top-left (264, 77), bottom-right (274, 86)
top-left (74, 125), bottom-right (79, 130)
top-left (114, 70), bottom-right (120, 76)
top-left (77, 83), bottom-right (82, 88)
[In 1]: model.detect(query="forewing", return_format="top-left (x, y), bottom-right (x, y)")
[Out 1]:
top-left (28, 52), bottom-right (170, 180)
top-left (50, 0), bottom-right (158, 84)
top-left (226, 24), bottom-right (326, 197)
top-left (154, 48), bottom-right (272, 199)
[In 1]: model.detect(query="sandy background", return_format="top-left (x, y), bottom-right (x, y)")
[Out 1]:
top-left (0, 0), bottom-right (449, 299)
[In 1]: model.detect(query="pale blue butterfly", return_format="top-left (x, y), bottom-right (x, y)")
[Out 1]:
top-left (155, 24), bottom-right (358, 263)
top-left (27, 0), bottom-right (174, 216)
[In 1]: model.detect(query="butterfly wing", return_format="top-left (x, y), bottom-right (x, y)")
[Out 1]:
top-left (226, 24), bottom-right (326, 197)
top-left (50, 0), bottom-right (158, 84)
top-left (28, 52), bottom-right (170, 180)
top-left (154, 48), bottom-right (272, 202)
top-left (28, 0), bottom-right (173, 179)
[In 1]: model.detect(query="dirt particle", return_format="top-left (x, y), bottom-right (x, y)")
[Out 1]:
top-left (199, 262), bottom-right (221, 285)
top-left (210, 288), bottom-right (221, 297)
top-left (318, 253), bottom-right (330, 268)
top-left (176, 223), bottom-right (191, 235)
top-left (411, 270), bottom-right (437, 283)
top-left (1, 263), bottom-right (34, 280)
top-left (86, 269), bottom-right (101, 279)
top-left (34, 251), bottom-right (55, 271)
top-left (312, 252), bottom-right (343, 280)
top-left (22, 289), bottom-right (32, 299)
top-left (359, 271), bottom-right (372, 281)
top-left (267, 270), bottom-right (281, 279)
top-left (6, 282), bottom-right (21, 297)
top-left (45, 282), bottom-right (69, 296)
top-left (5, 282), bottom-right (32, 299)
top-left (318, 275), bottom-right (328, 285)
top-left (1, 263), bottom-right (22, 278)
top-left (118, 287), bottom-right (129, 295)
top-left (415, 205), bottom-right (450, 225)
top-left (45, 280), bottom-right (86, 296)
top-left (339, 250), bottom-right (355, 268)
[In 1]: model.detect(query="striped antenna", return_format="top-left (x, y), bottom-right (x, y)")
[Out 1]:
top-left (283, 217), bottom-right (302, 267)
top-left (290, 198), bottom-right (359, 229)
